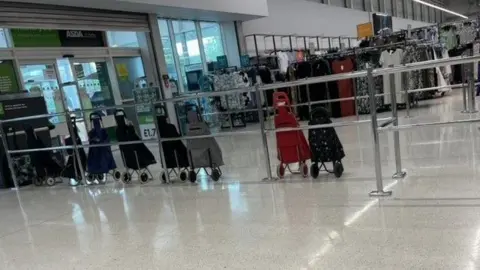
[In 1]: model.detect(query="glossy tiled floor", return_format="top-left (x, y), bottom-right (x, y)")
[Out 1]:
top-left (3, 90), bottom-right (480, 269)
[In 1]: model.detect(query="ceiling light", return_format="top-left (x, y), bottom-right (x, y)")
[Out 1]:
top-left (413, 0), bottom-right (468, 19)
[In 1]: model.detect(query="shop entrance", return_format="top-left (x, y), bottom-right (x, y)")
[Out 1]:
top-left (19, 57), bottom-right (115, 141)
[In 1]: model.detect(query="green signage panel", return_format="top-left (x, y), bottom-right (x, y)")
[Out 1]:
top-left (11, 29), bottom-right (62, 47)
top-left (0, 60), bottom-right (19, 94)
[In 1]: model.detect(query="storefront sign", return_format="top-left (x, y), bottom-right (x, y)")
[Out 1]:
top-left (11, 29), bottom-right (105, 47)
top-left (357, 22), bottom-right (374, 40)
top-left (58, 30), bottom-right (105, 47)
top-left (0, 61), bottom-right (19, 94)
top-left (11, 29), bottom-right (62, 47)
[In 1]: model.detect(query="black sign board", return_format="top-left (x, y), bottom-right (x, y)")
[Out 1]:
top-left (0, 94), bottom-right (50, 131)
top-left (59, 30), bottom-right (106, 47)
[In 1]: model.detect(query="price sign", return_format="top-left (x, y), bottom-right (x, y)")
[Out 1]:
top-left (140, 123), bottom-right (156, 140)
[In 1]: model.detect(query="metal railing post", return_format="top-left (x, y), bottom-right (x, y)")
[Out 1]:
top-left (368, 67), bottom-right (392, 197)
top-left (255, 85), bottom-right (275, 181)
top-left (389, 72), bottom-right (407, 179)
top-left (469, 49), bottom-right (478, 113)
top-left (151, 102), bottom-right (170, 183)
top-left (0, 123), bottom-right (19, 189)
top-left (462, 61), bottom-right (469, 113)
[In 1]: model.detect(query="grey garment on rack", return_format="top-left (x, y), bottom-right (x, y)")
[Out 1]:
top-left (356, 56), bottom-right (384, 114)
top-left (186, 111), bottom-right (224, 168)
top-left (458, 24), bottom-right (477, 45)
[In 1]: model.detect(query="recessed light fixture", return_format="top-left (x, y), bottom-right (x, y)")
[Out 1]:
top-left (413, 0), bottom-right (468, 19)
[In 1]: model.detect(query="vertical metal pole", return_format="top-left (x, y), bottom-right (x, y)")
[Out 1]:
top-left (462, 62), bottom-right (469, 113)
top-left (289, 36), bottom-right (293, 51)
top-left (389, 72), bottom-right (406, 179)
top-left (405, 84), bottom-right (411, 118)
top-left (316, 37), bottom-right (320, 51)
top-left (469, 49), bottom-right (478, 113)
top-left (0, 124), bottom-right (19, 189)
top-left (152, 102), bottom-right (170, 183)
top-left (368, 67), bottom-right (392, 197)
top-left (352, 76), bottom-right (359, 121)
top-left (254, 35), bottom-right (260, 65)
top-left (255, 85), bottom-right (275, 181)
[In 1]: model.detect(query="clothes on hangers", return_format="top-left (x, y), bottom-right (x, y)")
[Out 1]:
top-left (380, 48), bottom-right (405, 105)
top-left (356, 52), bottom-right (384, 114)
top-left (331, 57), bottom-right (355, 117)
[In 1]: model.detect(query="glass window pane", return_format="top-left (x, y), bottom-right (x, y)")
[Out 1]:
top-left (353, 0), bottom-right (364, 10)
top-left (200, 22), bottom-right (224, 63)
top-left (414, 2), bottom-right (422, 20)
top-left (0, 29), bottom-right (8, 48)
top-left (20, 64), bottom-right (61, 123)
top-left (158, 19), bottom-right (180, 91)
top-left (422, 5), bottom-right (428, 22)
top-left (330, 0), bottom-right (345, 7)
top-left (406, 0), bottom-right (413, 19)
top-left (385, 0), bottom-right (392, 15)
top-left (172, 20), bottom-right (203, 92)
top-left (396, 0), bottom-right (404, 18)
top-left (107, 31), bottom-right (140, 47)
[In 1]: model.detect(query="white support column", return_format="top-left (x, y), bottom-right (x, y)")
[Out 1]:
top-left (235, 21), bottom-right (247, 55)
top-left (195, 21), bottom-right (209, 73)
top-left (146, 14), bottom-right (178, 129)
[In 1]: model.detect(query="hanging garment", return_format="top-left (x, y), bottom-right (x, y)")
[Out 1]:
top-left (87, 115), bottom-right (116, 174)
top-left (474, 43), bottom-right (480, 81)
top-left (311, 59), bottom-right (333, 113)
top-left (434, 48), bottom-right (452, 93)
top-left (380, 48), bottom-right (405, 105)
top-left (441, 47), bottom-right (453, 81)
top-left (296, 62), bottom-right (313, 120)
top-left (356, 52), bottom-right (384, 114)
top-left (331, 57), bottom-right (355, 117)
top-left (402, 46), bottom-right (423, 102)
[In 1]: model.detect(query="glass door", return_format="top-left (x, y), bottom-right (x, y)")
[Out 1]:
top-left (19, 62), bottom-right (64, 124)
top-left (70, 59), bottom-right (115, 116)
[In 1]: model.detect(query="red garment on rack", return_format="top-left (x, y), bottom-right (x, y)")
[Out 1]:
top-left (331, 58), bottom-right (355, 117)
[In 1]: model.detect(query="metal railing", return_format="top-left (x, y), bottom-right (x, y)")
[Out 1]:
top-left (0, 53), bottom-right (478, 194)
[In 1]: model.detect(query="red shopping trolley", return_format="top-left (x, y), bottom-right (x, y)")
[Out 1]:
top-left (273, 92), bottom-right (311, 178)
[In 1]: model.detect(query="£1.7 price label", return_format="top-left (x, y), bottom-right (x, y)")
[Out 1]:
top-left (140, 124), bottom-right (156, 140)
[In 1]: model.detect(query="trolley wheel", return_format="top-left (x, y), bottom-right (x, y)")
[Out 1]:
top-left (86, 174), bottom-right (95, 185)
top-left (211, 169), bottom-right (221, 182)
top-left (140, 172), bottom-right (149, 184)
top-left (34, 177), bottom-right (44, 186)
top-left (301, 163), bottom-right (309, 178)
top-left (161, 172), bottom-right (167, 183)
top-left (113, 170), bottom-right (122, 181)
top-left (179, 171), bottom-right (187, 181)
top-left (188, 170), bottom-right (197, 183)
top-left (310, 163), bottom-right (320, 179)
top-left (122, 172), bottom-right (132, 184)
top-left (276, 164), bottom-right (285, 179)
top-left (97, 174), bottom-right (106, 185)
top-left (334, 162), bottom-right (344, 178)
top-left (46, 177), bottom-right (56, 186)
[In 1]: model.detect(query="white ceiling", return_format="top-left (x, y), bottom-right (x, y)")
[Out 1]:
top-left (0, 0), bottom-right (269, 21)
